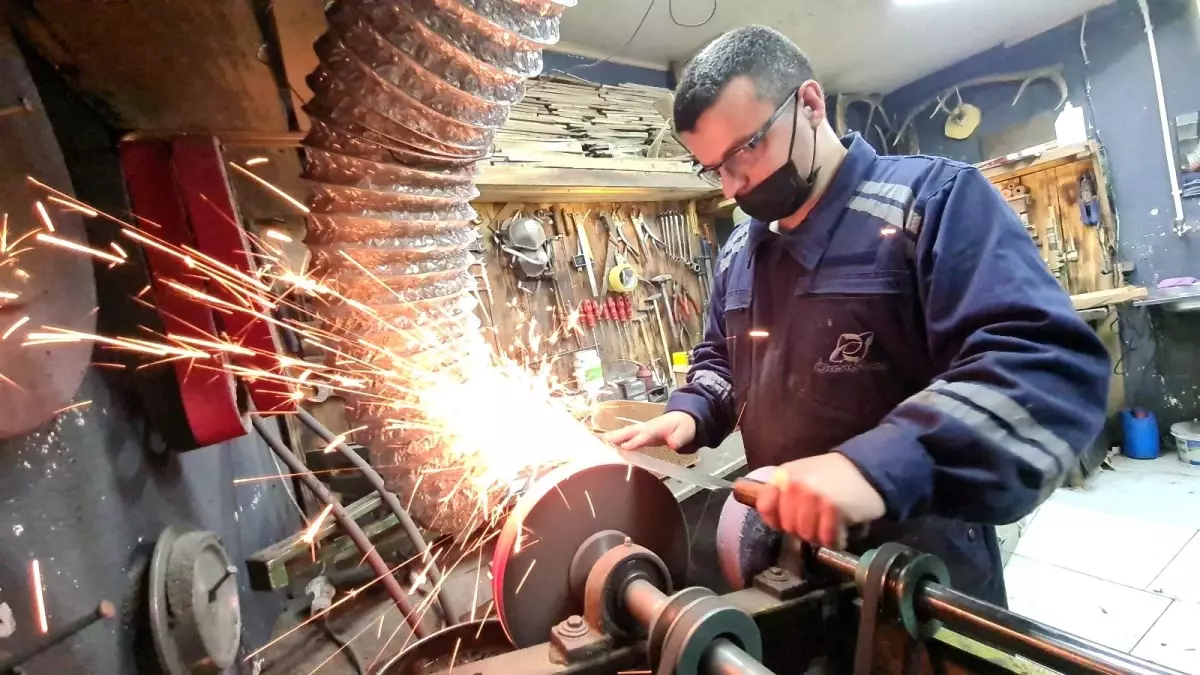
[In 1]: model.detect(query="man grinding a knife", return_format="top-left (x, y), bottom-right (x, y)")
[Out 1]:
top-left (604, 26), bottom-right (1110, 605)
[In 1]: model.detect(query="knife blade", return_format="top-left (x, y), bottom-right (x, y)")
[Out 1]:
top-left (616, 449), bottom-right (869, 541)
top-left (616, 449), bottom-right (763, 507)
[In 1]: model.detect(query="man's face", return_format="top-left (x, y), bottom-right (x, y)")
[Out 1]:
top-left (682, 77), bottom-right (815, 200)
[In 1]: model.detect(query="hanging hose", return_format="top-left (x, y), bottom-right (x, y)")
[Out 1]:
top-left (295, 406), bottom-right (461, 623)
top-left (250, 416), bottom-right (430, 639)
top-left (300, 0), bottom-right (576, 534)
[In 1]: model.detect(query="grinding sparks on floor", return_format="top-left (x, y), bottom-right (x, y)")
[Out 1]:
top-left (29, 559), bottom-right (47, 634)
top-left (52, 400), bottom-right (92, 416)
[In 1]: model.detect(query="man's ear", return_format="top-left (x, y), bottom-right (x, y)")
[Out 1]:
top-left (799, 80), bottom-right (827, 127)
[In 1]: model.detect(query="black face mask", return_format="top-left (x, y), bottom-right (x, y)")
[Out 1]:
top-left (735, 97), bottom-right (821, 223)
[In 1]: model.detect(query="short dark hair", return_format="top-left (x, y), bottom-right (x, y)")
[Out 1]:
top-left (673, 26), bottom-right (815, 134)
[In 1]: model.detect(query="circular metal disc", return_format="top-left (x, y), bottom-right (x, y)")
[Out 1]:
top-left (492, 460), bottom-right (689, 647)
top-left (149, 525), bottom-right (188, 675)
top-left (149, 525), bottom-right (242, 675)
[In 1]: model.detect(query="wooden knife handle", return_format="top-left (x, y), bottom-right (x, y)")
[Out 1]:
top-left (732, 477), bottom-right (764, 507)
top-left (731, 477), bottom-right (870, 541)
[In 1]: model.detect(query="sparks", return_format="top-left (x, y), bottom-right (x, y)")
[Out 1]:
top-left (264, 229), bottom-right (292, 243)
top-left (515, 558), bottom-right (537, 595)
top-left (447, 637), bottom-right (462, 675)
top-left (2, 316), bottom-right (29, 341)
top-left (245, 156), bottom-right (271, 167)
top-left (301, 504), bottom-right (335, 545)
top-left (34, 201), bottom-right (54, 233)
top-left (748, 329), bottom-right (770, 338)
top-left (228, 162), bottom-right (310, 214)
top-left (30, 559), bottom-right (48, 633)
top-left (54, 400), bottom-right (92, 416)
top-left (47, 195), bottom-right (99, 217)
top-left (318, 426), bottom-right (367, 454)
top-left (35, 233), bottom-right (125, 265)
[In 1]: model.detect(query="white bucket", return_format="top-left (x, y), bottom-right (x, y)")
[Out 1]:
top-left (1170, 421), bottom-right (1200, 466)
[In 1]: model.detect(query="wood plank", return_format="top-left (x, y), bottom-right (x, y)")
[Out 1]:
top-left (476, 165), bottom-right (717, 202)
top-left (16, 0), bottom-right (291, 131)
top-left (485, 152), bottom-right (694, 173)
top-left (1070, 286), bottom-right (1148, 310)
top-left (979, 143), bottom-right (1092, 183)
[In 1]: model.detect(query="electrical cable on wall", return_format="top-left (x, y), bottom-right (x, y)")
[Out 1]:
top-left (537, 0), bottom-right (719, 84)
top-left (534, 0), bottom-right (658, 81)
top-left (670, 0), bottom-right (718, 28)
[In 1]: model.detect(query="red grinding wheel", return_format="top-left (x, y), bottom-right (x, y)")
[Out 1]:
top-left (491, 460), bottom-right (689, 647)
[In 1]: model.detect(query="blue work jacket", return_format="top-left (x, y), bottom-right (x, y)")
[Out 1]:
top-left (668, 135), bottom-right (1111, 604)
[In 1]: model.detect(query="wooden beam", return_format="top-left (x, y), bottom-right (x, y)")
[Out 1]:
top-left (1070, 286), bottom-right (1148, 310)
top-left (979, 143), bottom-right (1092, 183)
top-left (475, 164), bottom-right (718, 203)
top-left (19, 0), bottom-right (290, 131)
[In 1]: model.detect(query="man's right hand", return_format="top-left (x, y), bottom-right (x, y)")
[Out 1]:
top-left (601, 411), bottom-right (697, 451)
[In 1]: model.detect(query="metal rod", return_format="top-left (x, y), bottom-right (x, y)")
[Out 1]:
top-left (702, 638), bottom-right (777, 675)
top-left (813, 548), bottom-right (1180, 675)
top-left (251, 416), bottom-right (429, 638)
top-left (295, 407), bottom-right (459, 623)
top-left (922, 584), bottom-right (1178, 675)
top-left (625, 578), bottom-right (668, 629)
top-left (0, 601), bottom-right (114, 674)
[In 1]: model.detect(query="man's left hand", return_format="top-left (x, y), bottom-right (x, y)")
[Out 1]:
top-left (755, 453), bottom-right (887, 549)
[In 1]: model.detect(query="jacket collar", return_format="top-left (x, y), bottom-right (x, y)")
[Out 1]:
top-left (745, 133), bottom-right (878, 271)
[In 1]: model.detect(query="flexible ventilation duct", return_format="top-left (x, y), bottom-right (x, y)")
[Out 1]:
top-left (301, 0), bottom-right (573, 534)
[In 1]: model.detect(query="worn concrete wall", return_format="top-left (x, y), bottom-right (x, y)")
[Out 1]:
top-left (884, 0), bottom-right (1200, 440)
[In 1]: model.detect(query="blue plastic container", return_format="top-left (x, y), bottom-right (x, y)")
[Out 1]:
top-left (1121, 408), bottom-right (1160, 460)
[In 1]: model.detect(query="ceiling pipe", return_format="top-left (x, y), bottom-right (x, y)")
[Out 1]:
top-left (298, 0), bottom-right (575, 534)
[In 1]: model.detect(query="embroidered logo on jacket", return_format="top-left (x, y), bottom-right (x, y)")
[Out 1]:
top-left (815, 332), bottom-right (889, 374)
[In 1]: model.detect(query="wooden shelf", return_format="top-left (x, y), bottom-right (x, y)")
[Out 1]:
top-left (979, 142), bottom-right (1092, 183)
top-left (474, 163), bottom-right (719, 203)
top-left (1071, 286), bottom-right (1148, 310)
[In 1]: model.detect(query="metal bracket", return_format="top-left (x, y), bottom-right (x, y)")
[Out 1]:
top-left (752, 566), bottom-right (807, 601)
top-left (549, 615), bottom-right (612, 665)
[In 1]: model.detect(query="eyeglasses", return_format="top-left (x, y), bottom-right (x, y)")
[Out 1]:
top-left (693, 90), bottom-right (798, 186)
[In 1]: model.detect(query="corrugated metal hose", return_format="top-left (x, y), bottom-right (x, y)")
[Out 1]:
top-left (300, 0), bottom-right (574, 534)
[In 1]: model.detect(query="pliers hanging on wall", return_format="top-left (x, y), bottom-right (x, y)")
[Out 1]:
top-left (631, 209), bottom-right (666, 257)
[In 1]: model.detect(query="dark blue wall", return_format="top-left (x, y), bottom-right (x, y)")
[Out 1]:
top-left (885, 0), bottom-right (1200, 437)
top-left (542, 50), bottom-right (673, 88)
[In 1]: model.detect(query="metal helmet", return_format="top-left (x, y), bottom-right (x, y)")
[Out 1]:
top-left (506, 214), bottom-right (547, 251)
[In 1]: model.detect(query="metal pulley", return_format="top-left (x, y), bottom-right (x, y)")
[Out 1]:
top-left (149, 525), bottom-right (242, 675)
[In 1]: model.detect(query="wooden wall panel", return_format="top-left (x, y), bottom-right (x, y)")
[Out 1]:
top-left (991, 155), bottom-right (1116, 296)
top-left (473, 201), bottom-right (712, 390)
